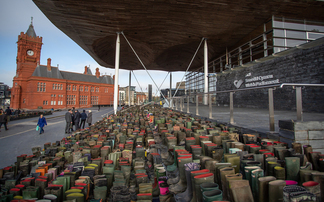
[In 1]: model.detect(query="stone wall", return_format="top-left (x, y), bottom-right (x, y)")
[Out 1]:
top-left (215, 43), bottom-right (324, 112)
top-left (279, 120), bottom-right (324, 153)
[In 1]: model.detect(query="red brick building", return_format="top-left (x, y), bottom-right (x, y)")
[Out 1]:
top-left (11, 22), bottom-right (117, 110)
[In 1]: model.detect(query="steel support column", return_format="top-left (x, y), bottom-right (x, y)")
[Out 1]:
top-left (129, 71), bottom-right (131, 106)
top-left (187, 95), bottom-right (189, 113)
top-left (204, 39), bottom-right (208, 105)
top-left (170, 72), bottom-right (172, 108)
top-left (268, 88), bottom-right (275, 131)
top-left (113, 33), bottom-right (120, 114)
top-left (209, 93), bottom-right (212, 119)
top-left (230, 92), bottom-right (234, 124)
top-left (196, 95), bottom-right (199, 116)
top-left (296, 87), bottom-right (303, 121)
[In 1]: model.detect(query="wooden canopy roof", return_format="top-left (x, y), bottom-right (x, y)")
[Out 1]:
top-left (33, 0), bottom-right (324, 72)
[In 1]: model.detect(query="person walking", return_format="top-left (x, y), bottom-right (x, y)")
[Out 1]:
top-left (98, 105), bottom-right (100, 111)
top-left (0, 109), bottom-right (8, 131)
top-left (37, 114), bottom-right (47, 134)
top-left (65, 109), bottom-right (73, 134)
top-left (86, 110), bottom-right (92, 126)
top-left (5, 107), bottom-right (11, 129)
top-left (80, 110), bottom-right (87, 129)
top-left (74, 109), bottom-right (81, 130)
top-left (71, 107), bottom-right (75, 131)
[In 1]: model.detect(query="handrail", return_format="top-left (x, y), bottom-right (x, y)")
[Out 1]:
top-left (174, 83), bottom-right (324, 97)
top-left (168, 83), bottom-right (324, 132)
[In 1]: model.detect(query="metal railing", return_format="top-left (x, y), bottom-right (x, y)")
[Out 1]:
top-left (167, 83), bottom-right (324, 132)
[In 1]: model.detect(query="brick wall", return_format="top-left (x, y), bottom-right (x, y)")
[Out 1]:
top-left (215, 43), bottom-right (324, 112)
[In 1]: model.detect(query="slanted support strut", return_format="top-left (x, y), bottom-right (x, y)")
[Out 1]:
top-left (113, 33), bottom-right (120, 114)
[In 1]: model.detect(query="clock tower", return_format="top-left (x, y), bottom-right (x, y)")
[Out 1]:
top-left (12, 18), bottom-right (43, 109)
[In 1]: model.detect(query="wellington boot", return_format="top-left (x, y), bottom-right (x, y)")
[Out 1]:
top-left (199, 156), bottom-right (213, 169)
top-left (302, 181), bottom-right (321, 199)
top-left (227, 156), bottom-right (240, 174)
top-left (137, 193), bottom-right (152, 201)
top-left (251, 168), bottom-right (264, 201)
top-left (200, 182), bottom-right (219, 192)
top-left (258, 176), bottom-right (276, 202)
top-left (202, 189), bottom-right (223, 202)
top-left (274, 166), bottom-right (285, 180)
top-left (310, 152), bottom-right (321, 171)
top-left (219, 167), bottom-right (235, 198)
top-left (66, 193), bottom-right (84, 202)
top-left (282, 185), bottom-right (307, 202)
top-left (191, 169), bottom-right (210, 202)
top-left (266, 161), bottom-right (279, 177)
top-left (174, 162), bottom-right (200, 202)
top-left (169, 156), bottom-right (192, 194)
top-left (303, 145), bottom-right (313, 162)
top-left (212, 147), bottom-right (224, 162)
top-left (228, 180), bottom-right (254, 202)
top-left (268, 180), bottom-right (286, 202)
top-left (285, 157), bottom-right (300, 181)
top-left (253, 154), bottom-right (264, 169)
top-left (93, 186), bottom-right (107, 201)
top-left (205, 160), bottom-right (218, 178)
top-left (159, 193), bottom-right (172, 202)
top-left (215, 163), bottom-right (231, 187)
top-left (191, 147), bottom-right (203, 160)
top-left (194, 173), bottom-right (214, 202)
top-left (212, 135), bottom-right (222, 146)
top-left (224, 173), bottom-right (242, 201)
top-left (167, 169), bottom-right (180, 185)
top-left (292, 143), bottom-right (302, 154)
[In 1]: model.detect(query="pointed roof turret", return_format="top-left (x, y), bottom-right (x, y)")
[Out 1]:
top-left (26, 17), bottom-right (37, 38)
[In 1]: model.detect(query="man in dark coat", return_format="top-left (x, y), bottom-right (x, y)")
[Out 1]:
top-left (74, 110), bottom-right (81, 130)
top-left (5, 107), bottom-right (11, 128)
top-left (80, 110), bottom-right (87, 129)
top-left (0, 109), bottom-right (8, 131)
top-left (65, 109), bottom-right (73, 134)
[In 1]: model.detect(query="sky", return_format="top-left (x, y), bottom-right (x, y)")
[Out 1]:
top-left (0, 0), bottom-right (186, 96)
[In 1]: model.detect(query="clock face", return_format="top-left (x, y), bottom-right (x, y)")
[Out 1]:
top-left (27, 49), bottom-right (34, 56)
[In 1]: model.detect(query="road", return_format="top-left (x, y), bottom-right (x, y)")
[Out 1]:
top-left (0, 107), bottom-right (116, 168)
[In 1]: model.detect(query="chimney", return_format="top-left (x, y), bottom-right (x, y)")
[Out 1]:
top-left (47, 58), bottom-right (51, 71)
top-left (84, 66), bottom-right (88, 74)
top-left (95, 68), bottom-right (100, 78)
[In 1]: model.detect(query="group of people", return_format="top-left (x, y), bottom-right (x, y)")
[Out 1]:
top-left (65, 108), bottom-right (92, 134)
top-left (0, 107), bottom-right (11, 131)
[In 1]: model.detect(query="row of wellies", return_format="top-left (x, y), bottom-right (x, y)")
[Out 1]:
top-left (0, 104), bottom-right (323, 202)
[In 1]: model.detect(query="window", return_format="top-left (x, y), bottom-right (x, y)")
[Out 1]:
top-left (80, 95), bottom-right (88, 105)
top-left (91, 96), bottom-right (98, 105)
top-left (60, 84), bottom-right (63, 90)
top-left (43, 100), bottom-right (48, 105)
top-left (105, 88), bottom-right (109, 93)
top-left (73, 85), bottom-right (77, 91)
top-left (37, 82), bottom-right (46, 92)
top-left (80, 86), bottom-right (83, 91)
top-left (85, 86), bottom-right (88, 92)
top-left (96, 87), bottom-right (99, 92)
top-left (67, 85), bottom-right (71, 91)
top-left (53, 84), bottom-right (55, 90)
top-left (23, 99), bottom-right (26, 104)
top-left (67, 95), bottom-right (76, 105)
top-left (91, 87), bottom-right (94, 92)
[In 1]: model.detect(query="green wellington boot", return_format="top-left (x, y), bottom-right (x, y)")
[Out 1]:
top-left (194, 173), bottom-right (214, 202)
top-left (191, 169), bottom-right (210, 202)
top-left (202, 189), bottom-right (223, 202)
top-left (228, 180), bottom-right (253, 202)
top-left (258, 176), bottom-right (276, 202)
top-left (274, 166), bottom-right (285, 180)
top-left (285, 157), bottom-right (300, 181)
top-left (244, 166), bottom-right (260, 187)
top-left (200, 182), bottom-right (219, 192)
top-left (251, 168), bottom-right (264, 201)
top-left (93, 186), bottom-right (107, 201)
top-left (227, 156), bottom-right (240, 174)
top-left (268, 180), bottom-right (286, 202)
